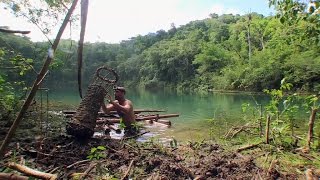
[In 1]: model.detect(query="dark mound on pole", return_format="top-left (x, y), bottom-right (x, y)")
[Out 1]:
top-left (66, 66), bottom-right (118, 139)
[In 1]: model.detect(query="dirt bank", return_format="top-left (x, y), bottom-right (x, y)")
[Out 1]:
top-left (1, 135), bottom-right (297, 179)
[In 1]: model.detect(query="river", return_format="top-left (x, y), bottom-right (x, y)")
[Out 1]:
top-left (43, 88), bottom-right (280, 143)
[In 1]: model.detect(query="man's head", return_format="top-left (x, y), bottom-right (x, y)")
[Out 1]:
top-left (113, 86), bottom-right (126, 100)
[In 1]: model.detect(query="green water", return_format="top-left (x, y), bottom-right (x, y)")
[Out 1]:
top-left (49, 88), bottom-right (274, 142)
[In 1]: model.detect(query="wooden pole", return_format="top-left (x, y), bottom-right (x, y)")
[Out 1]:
top-left (77, 0), bottom-right (89, 98)
top-left (0, 0), bottom-right (80, 159)
top-left (266, 114), bottom-right (271, 144)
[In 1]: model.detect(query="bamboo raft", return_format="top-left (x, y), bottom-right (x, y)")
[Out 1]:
top-left (63, 109), bottom-right (179, 135)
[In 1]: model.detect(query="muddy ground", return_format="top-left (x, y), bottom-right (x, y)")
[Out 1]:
top-left (0, 133), bottom-right (297, 180)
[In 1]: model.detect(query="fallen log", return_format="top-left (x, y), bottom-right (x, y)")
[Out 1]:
top-left (7, 162), bottom-right (57, 180)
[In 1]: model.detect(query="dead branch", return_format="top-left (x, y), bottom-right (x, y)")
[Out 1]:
top-left (0, 28), bottom-right (30, 34)
top-left (47, 167), bottom-right (59, 174)
top-left (122, 143), bottom-right (139, 155)
top-left (121, 160), bottom-right (134, 180)
top-left (66, 159), bottom-right (90, 169)
top-left (105, 145), bottom-right (122, 154)
top-left (7, 162), bottom-right (57, 180)
top-left (122, 131), bottom-right (150, 141)
top-left (236, 142), bottom-right (262, 152)
top-left (0, 173), bottom-right (29, 180)
top-left (298, 152), bottom-right (315, 161)
top-left (81, 162), bottom-right (97, 179)
top-left (224, 123), bottom-right (258, 138)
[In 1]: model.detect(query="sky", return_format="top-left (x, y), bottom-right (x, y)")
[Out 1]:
top-left (1, 0), bottom-right (274, 43)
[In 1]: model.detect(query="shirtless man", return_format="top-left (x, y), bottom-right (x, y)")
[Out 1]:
top-left (101, 86), bottom-right (137, 134)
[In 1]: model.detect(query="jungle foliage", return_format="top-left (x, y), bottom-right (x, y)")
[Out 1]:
top-left (0, 4), bottom-right (319, 94)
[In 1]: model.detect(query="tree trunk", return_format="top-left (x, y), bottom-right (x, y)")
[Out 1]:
top-left (307, 108), bottom-right (318, 149)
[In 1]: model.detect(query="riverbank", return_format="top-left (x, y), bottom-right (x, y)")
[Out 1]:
top-left (1, 135), bottom-right (297, 179)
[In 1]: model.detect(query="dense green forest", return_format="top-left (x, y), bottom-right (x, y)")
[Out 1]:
top-left (1, 12), bottom-right (319, 94)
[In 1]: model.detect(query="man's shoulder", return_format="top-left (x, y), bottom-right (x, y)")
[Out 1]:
top-left (125, 99), bottom-right (133, 105)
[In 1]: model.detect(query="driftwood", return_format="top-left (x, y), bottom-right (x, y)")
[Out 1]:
top-left (7, 162), bottom-right (57, 180)
top-left (0, 173), bottom-right (28, 180)
top-left (0, 0), bottom-right (80, 159)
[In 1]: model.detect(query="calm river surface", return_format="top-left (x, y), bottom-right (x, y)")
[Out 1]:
top-left (49, 88), bottom-right (275, 143)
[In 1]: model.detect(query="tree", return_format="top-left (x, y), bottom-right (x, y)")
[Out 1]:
top-left (269, 0), bottom-right (320, 44)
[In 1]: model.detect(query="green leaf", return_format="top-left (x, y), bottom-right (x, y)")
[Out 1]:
top-left (90, 147), bottom-right (97, 153)
top-left (97, 146), bottom-right (106, 151)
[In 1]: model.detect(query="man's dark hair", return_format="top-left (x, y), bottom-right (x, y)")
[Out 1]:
top-left (114, 86), bottom-right (126, 94)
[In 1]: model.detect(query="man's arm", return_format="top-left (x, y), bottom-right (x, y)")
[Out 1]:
top-left (101, 95), bottom-right (115, 113)
top-left (101, 102), bottom-right (108, 113)
top-left (109, 100), bottom-right (132, 114)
